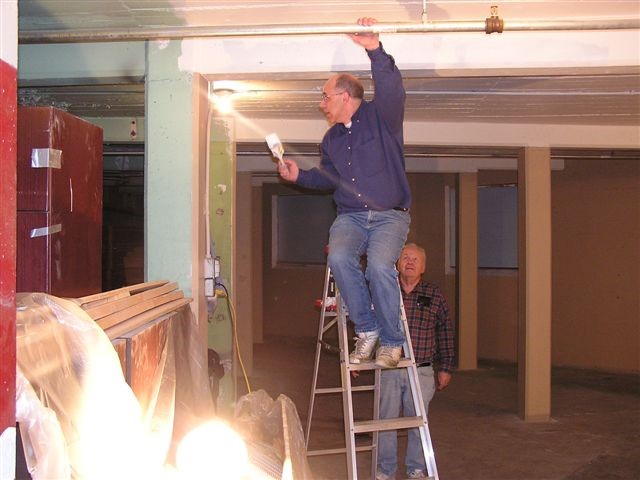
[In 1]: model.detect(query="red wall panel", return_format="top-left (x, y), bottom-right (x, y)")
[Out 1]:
top-left (0, 58), bottom-right (17, 433)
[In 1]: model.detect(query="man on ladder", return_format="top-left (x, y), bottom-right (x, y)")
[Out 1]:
top-left (278, 16), bottom-right (411, 368)
top-left (376, 243), bottom-right (456, 480)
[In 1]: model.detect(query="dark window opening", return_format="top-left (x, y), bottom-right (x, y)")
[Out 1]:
top-left (273, 193), bottom-right (336, 266)
top-left (102, 142), bottom-right (144, 290)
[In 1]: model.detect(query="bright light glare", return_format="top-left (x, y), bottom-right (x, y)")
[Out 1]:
top-left (211, 80), bottom-right (250, 94)
top-left (176, 420), bottom-right (249, 480)
top-left (281, 458), bottom-right (293, 480)
top-left (74, 339), bottom-right (163, 480)
top-left (212, 94), bottom-right (234, 114)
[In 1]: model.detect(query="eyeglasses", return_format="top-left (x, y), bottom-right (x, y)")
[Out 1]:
top-left (320, 90), bottom-right (346, 102)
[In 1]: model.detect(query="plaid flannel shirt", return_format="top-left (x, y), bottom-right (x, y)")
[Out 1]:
top-left (402, 280), bottom-right (456, 373)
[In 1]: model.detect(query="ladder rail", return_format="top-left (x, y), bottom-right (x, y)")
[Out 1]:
top-left (399, 296), bottom-right (440, 479)
top-left (371, 367), bottom-right (381, 480)
top-left (337, 293), bottom-right (358, 480)
top-left (305, 263), bottom-right (333, 448)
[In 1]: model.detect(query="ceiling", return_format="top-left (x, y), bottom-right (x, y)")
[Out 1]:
top-left (16, 0), bottom-right (640, 31)
top-left (16, 0), bottom-right (640, 126)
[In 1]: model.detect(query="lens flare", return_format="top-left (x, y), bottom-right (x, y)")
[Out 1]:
top-left (212, 94), bottom-right (234, 115)
top-left (176, 420), bottom-right (249, 480)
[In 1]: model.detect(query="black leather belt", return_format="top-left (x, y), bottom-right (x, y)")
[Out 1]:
top-left (417, 362), bottom-right (432, 368)
top-left (393, 207), bottom-right (409, 212)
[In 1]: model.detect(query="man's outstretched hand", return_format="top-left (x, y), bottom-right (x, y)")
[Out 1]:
top-left (278, 158), bottom-right (299, 182)
top-left (349, 17), bottom-right (380, 51)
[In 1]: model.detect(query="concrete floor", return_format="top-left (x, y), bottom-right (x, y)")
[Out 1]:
top-left (242, 336), bottom-right (640, 480)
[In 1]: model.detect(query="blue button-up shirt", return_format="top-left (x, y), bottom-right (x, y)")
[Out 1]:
top-left (296, 43), bottom-right (411, 214)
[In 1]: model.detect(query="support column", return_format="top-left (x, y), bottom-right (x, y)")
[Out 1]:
top-left (456, 173), bottom-right (478, 370)
top-left (146, 40), bottom-right (194, 291)
top-left (209, 117), bottom-right (236, 416)
top-left (146, 42), bottom-right (211, 415)
top-left (517, 147), bottom-right (552, 422)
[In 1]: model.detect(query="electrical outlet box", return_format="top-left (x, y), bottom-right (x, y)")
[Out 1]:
top-left (204, 256), bottom-right (216, 297)
top-left (204, 257), bottom-right (215, 279)
top-left (214, 256), bottom-right (221, 279)
top-left (205, 278), bottom-right (215, 297)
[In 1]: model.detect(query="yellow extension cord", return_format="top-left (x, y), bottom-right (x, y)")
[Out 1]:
top-left (217, 285), bottom-right (252, 394)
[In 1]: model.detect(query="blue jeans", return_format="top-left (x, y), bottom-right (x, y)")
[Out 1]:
top-left (377, 366), bottom-right (436, 476)
top-left (327, 210), bottom-right (410, 346)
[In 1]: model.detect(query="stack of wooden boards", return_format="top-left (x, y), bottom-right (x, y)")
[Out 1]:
top-left (75, 280), bottom-right (192, 339)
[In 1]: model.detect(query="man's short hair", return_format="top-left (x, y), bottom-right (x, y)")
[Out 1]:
top-left (334, 74), bottom-right (364, 100)
top-left (402, 242), bottom-right (427, 263)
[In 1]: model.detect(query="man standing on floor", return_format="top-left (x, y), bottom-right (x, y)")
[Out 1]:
top-left (376, 243), bottom-right (456, 480)
top-left (278, 17), bottom-right (411, 368)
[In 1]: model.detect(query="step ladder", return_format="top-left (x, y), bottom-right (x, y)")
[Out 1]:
top-left (305, 264), bottom-right (439, 480)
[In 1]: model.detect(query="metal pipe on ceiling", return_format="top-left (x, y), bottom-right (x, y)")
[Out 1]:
top-left (18, 18), bottom-right (640, 44)
top-left (236, 143), bottom-right (640, 160)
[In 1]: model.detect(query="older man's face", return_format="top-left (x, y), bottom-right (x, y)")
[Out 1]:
top-left (319, 76), bottom-right (348, 124)
top-left (398, 246), bottom-right (426, 278)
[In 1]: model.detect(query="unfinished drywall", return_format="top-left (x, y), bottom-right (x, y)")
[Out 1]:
top-left (475, 161), bottom-right (640, 373)
top-left (478, 272), bottom-right (519, 362)
top-left (551, 158), bottom-right (640, 373)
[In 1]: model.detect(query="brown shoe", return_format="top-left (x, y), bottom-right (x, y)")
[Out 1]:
top-left (375, 345), bottom-right (402, 368)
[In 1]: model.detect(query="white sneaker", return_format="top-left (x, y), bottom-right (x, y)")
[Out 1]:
top-left (375, 345), bottom-right (402, 368)
top-left (349, 331), bottom-right (379, 363)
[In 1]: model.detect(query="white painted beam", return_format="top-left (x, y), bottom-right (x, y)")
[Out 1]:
top-left (0, 0), bottom-right (17, 67)
top-left (180, 30), bottom-right (639, 75)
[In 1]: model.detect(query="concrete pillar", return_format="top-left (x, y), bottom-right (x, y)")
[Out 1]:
top-left (456, 173), bottom-right (478, 370)
top-left (517, 147), bottom-right (552, 422)
top-left (145, 40), bottom-right (194, 292)
top-left (146, 42), bottom-right (210, 413)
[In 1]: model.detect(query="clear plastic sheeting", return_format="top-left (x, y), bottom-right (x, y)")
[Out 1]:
top-left (15, 290), bottom-right (305, 480)
top-left (15, 368), bottom-right (70, 480)
top-left (14, 292), bottom-right (182, 479)
top-left (234, 390), bottom-right (314, 480)
top-left (169, 306), bottom-right (216, 458)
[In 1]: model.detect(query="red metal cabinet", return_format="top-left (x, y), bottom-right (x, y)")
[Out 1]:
top-left (17, 107), bottom-right (103, 297)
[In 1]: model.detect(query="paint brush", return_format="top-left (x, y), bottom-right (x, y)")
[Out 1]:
top-left (265, 133), bottom-right (286, 169)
